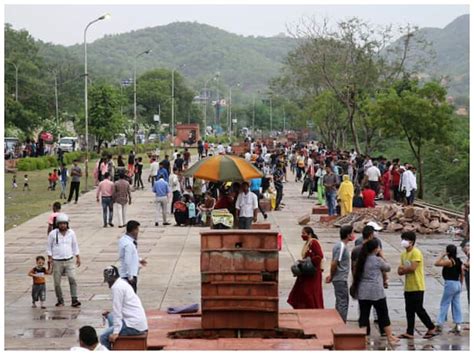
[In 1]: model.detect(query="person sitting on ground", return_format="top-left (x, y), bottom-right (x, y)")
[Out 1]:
top-left (100, 266), bottom-right (148, 350)
top-left (71, 325), bottom-right (108, 351)
top-left (362, 184), bottom-right (376, 208)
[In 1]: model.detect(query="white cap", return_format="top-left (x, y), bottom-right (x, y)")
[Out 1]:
top-left (367, 221), bottom-right (382, 231)
top-left (56, 213), bottom-right (69, 223)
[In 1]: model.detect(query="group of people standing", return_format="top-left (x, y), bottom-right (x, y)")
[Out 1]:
top-left (287, 221), bottom-right (469, 345)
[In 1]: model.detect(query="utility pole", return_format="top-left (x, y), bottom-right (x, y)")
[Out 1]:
top-left (171, 69), bottom-right (175, 145)
top-left (270, 96), bottom-right (273, 134)
top-left (252, 94), bottom-right (256, 136)
top-left (54, 72), bottom-right (59, 136)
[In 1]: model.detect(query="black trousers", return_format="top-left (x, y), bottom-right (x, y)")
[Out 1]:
top-left (123, 276), bottom-right (137, 293)
top-left (404, 291), bottom-right (435, 335)
top-left (68, 181), bottom-right (80, 202)
top-left (171, 191), bottom-right (181, 213)
top-left (359, 298), bottom-right (391, 335)
top-left (275, 184), bottom-right (283, 209)
top-left (369, 181), bottom-right (379, 194)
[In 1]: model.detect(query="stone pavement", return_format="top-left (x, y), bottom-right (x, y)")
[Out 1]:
top-left (4, 167), bottom-right (470, 350)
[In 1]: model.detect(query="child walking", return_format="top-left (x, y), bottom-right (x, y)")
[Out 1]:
top-left (23, 174), bottom-right (30, 191)
top-left (28, 256), bottom-right (49, 309)
top-left (12, 174), bottom-right (17, 189)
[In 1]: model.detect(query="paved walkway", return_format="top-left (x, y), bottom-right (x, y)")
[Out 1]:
top-left (4, 167), bottom-right (470, 350)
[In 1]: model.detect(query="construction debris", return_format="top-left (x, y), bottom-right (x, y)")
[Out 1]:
top-left (330, 204), bottom-right (464, 235)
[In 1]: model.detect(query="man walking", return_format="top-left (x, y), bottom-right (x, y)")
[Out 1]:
top-left (397, 231), bottom-right (437, 339)
top-left (96, 172), bottom-right (114, 227)
top-left (46, 213), bottom-right (81, 307)
top-left (149, 157), bottom-right (159, 188)
top-left (113, 172), bottom-right (131, 228)
top-left (326, 225), bottom-right (354, 322)
top-left (323, 165), bottom-right (338, 216)
top-left (153, 174), bottom-right (171, 226)
top-left (235, 182), bottom-right (258, 229)
top-left (169, 167), bottom-right (181, 213)
top-left (100, 266), bottom-right (148, 350)
top-left (366, 162), bottom-right (381, 195)
top-left (67, 160), bottom-right (82, 204)
top-left (118, 220), bottom-right (147, 293)
top-left (273, 165), bottom-right (284, 211)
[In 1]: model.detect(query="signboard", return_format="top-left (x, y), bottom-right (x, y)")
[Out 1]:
top-left (40, 132), bottom-right (54, 142)
top-left (153, 114), bottom-right (160, 122)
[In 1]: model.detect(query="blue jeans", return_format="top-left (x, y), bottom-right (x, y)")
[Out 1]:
top-left (436, 280), bottom-right (463, 326)
top-left (325, 190), bottom-right (337, 216)
top-left (100, 313), bottom-right (146, 350)
top-left (101, 197), bottom-right (114, 225)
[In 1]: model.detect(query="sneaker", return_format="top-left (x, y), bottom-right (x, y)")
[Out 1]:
top-left (55, 302), bottom-right (64, 307)
top-left (71, 300), bottom-right (81, 308)
top-left (155, 222), bottom-right (159, 227)
top-left (108, 223), bottom-right (114, 227)
top-left (163, 222), bottom-right (171, 226)
top-left (103, 224), bottom-right (107, 228)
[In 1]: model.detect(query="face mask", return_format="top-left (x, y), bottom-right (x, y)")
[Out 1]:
top-left (373, 231), bottom-right (379, 238)
top-left (401, 240), bottom-right (411, 249)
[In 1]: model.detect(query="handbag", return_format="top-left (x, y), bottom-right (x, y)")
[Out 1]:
top-left (300, 256), bottom-right (316, 276)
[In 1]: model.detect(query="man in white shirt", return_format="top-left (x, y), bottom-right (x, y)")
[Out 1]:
top-left (226, 145), bottom-right (232, 154)
top-left (46, 213), bottom-right (81, 307)
top-left (262, 144), bottom-right (268, 156)
top-left (71, 326), bottom-right (108, 351)
top-left (244, 150), bottom-right (252, 161)
top-left (401, 165), bottom-right (417, 205)
top-left (235, 182), bottom-right (258, 229)
top-left (217, 143), bottom-right (225, 155)
top-left (365, 163), bottom-right (381, 194)
top-left (169, 167), bottom-right (181, 213)
top-left (100, 266), bottom-right (148, 350)
top-left (148, 157), bottom-right (160, 187)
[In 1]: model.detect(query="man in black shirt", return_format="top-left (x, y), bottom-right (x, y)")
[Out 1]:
top-left (134, 157), bottom-right (144, 190)
top-left (173, 154), bottom-right (184, 172)
top-left (161, 155), bottom-right (171, 174)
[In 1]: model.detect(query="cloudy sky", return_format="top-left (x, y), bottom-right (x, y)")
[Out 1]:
top-left (5, 4), bottom-right (469, 46)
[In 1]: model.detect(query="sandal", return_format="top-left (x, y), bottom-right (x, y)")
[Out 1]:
top-left (398, 333), bottom-right (414, 339)
top-left (422, 331), bottom-right (438, 339)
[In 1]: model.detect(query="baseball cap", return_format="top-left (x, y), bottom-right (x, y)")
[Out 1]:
top-left (367, 221), bottom-right (382, 231)
top-left (103, 265), bottom-right (119, 283)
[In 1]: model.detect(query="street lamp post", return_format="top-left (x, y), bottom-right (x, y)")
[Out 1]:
top-left (252, 94), bottom-right (256, 136)
top-left (203, 74), bottom-right (218, 139)
top-left (84, 13), bottom-right (110, 192)
top-left (171, 64), bottom-right (186, 146)
top-left (228, 83), bottom-right (240, 137)
top-left (134, 49), bottom-right (152, 151)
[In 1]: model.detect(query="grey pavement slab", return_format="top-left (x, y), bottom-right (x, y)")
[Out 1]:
top-left (4, 166), bottom-right (470, 350)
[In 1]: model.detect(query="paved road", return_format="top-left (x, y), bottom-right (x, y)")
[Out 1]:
top-left (4, 166), bottom-right (470, 350)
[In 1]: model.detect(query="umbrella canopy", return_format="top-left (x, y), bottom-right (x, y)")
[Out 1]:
top-left (183, 155), bottom-right (263, 182)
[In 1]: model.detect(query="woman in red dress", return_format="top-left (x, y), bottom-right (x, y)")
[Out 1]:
top-left (382, 168), bottom-right (391, 201)
top-left (287, 226), bottom-right (324, 309)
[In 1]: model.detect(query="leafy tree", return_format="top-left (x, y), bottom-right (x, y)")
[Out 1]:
top-left (86, 84), bottom-right (125, 152)
top-left (368, 79), bottom-right (453, 198)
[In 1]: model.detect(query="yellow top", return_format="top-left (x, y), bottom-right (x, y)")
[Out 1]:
top-left (337, 175), bottom-right (354, 200)
top-left (401, 247), bottom-right (425, 292)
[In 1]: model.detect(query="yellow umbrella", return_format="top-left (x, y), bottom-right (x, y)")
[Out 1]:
top-left (182, 155), bottom-right (263, 182)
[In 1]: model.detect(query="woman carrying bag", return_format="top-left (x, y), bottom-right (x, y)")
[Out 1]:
top-left (287, 227), bottom-right (324, 309)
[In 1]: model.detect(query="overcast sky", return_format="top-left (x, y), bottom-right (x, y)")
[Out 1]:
top-left (5, 4), bottom-right (469, 46)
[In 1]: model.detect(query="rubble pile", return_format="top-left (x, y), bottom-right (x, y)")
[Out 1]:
top-left (332, 205), bottom-right (464, 234)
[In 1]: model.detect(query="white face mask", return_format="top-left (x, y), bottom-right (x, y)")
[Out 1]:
top-left (401, 240), bottom-right (411, 249)
top-left (373, 231), bottom-right (379, 238)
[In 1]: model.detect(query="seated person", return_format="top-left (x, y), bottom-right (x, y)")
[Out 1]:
top-left (173, 199), bottom-right (188, 226)
top-left (353, 186), bottom-right (365, 208)
top-left (214, 188), bottom-right (234, 210)
top-left (362, 185), bottom-right (376, 208)
top-left (198, 192), bottom-right (216, 225)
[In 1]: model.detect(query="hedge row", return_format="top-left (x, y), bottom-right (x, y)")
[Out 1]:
top-left (15, 143), bottom-right (166, 171)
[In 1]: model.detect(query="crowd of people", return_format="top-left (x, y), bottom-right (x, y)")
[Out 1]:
top-left (23, 138), bottom-right (469, 350)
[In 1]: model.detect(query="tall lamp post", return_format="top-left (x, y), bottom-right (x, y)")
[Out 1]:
top-left (228, 82), bottom-right (240, 137)
top-left (134, 49), bottom-right (152, 151)
top-left (84, 13), bottom-right (110, 192)
top-left (203, 73), bottom-right (218, 139)
top-left (6, 61), bottom-right (20, 101)
top-left (171, 64), bottom-right (186, 146)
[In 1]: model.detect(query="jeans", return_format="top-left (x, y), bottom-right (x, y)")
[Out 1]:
top-left (134, 173), bottom-right (144, 189)
top-left (52, 258), bottom-right (78, 303)
top-left (436, 280), bottom-right (463, 326)
top-left (100, 313), bottom-right (146, 350)
top-left (101, 197), bottom-right (113, 225)
top-left (68, 181), bottom-right (80, 202)
top-left (155, 196), bottom-right (168, 224)
top-left (404, 291), bottom-right (435, 335)
top-left (407, 190), bottom-right (416, 205)
top-left (333, 281), bottom-right (349, 322)
top-left (465, 270), bottom-right (470, 304)
top-left (115, 203), bottom-right (127, 227)
top-left (325, 190), bottom-right (337, 216)
top-left (275, 184), bottom-right (283, 209)
top-left (60, 181), bottom-right (67, 198)
top-left (238, 217), bottom-right (253, 230)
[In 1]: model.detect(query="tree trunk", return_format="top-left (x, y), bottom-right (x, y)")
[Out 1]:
top-left (97, 139), bottom-right (103, 154)
top-left (348, 107), bottom-right (361, 154)
top-left (417, 157), bottom-right (424, 199)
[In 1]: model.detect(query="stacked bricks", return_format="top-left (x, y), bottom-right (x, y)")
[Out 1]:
top-left (200, 230), bottom-right (279, 330)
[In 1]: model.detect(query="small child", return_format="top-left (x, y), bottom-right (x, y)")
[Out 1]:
top-left (47, 173), bottom-right (53, 190)
top-left (28, 256), bottom-right (49, 309)
top-left (185, 195), bottom-right (196, 226)
top-left (23, 174), bottom-right (30, 191)
top-left (51, 169), bottom-right (59, 191)
top-left (12, 174), bottom-right (17, 189)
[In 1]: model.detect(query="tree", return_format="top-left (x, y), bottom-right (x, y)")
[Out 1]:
top-left (87, 84), bottom-right (125, 152)
top-left (369, 79), bottom-right (453, 198)
top-left (278, 17), bottom-right (421, 153)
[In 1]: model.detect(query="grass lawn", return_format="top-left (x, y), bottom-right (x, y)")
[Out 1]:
top-left (4, 153), bottom-right (156, 231)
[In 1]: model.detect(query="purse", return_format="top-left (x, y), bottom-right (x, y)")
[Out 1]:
top-left (300, 256), bottom-right (316, 276)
